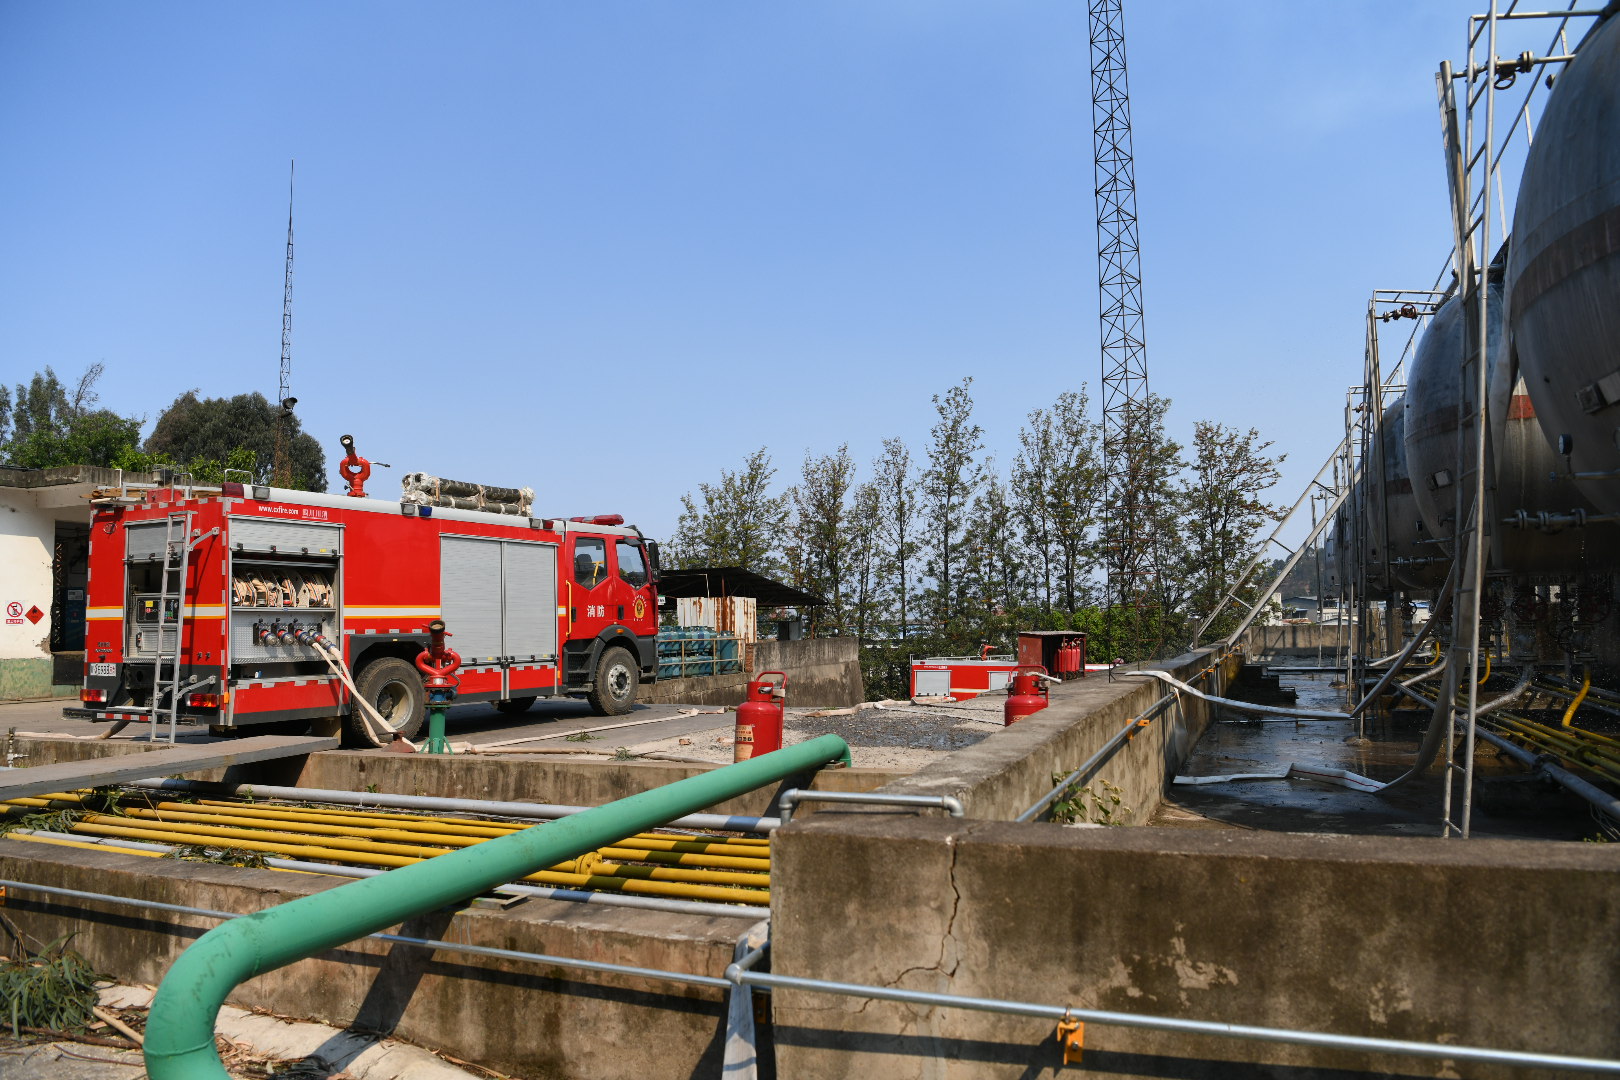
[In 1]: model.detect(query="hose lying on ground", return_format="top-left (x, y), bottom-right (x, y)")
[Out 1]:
top-left (305, 638), bottom-right (413, 747)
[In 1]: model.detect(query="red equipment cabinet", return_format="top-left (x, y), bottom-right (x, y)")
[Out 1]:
top-left (66, 481), bottom-right (662, 745)
top-left (1016, 631), bottom-right (1089, 679)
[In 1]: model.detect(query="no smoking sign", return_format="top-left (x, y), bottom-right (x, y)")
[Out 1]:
top-left (5, 601), bottom-right (40, 626)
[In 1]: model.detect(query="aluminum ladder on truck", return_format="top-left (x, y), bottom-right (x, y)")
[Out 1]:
top-left (146, 511), bottom-right (217, 745)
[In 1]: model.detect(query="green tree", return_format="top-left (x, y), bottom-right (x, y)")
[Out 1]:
top-left (873, 437), bottom-right (921, 639)
top-left (1099, 394), bottom-right (1182, 662)
top-left (144, 390), bottom-right (327, 492)
top-left (846, 480), bottom-right (885, 639)
top-left (0, 364), bottom-right (145, 470)
top-left (787, 444), bottom-right (855, 635)
top-left (1180, 421), bottom-right (1284, 641)
top-left (920, 378), bottom-right (984, 626)
top-left (670, 447), bottom-right (790, 576)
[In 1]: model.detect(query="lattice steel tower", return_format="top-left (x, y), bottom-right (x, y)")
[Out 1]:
top-left (1089, 0), bottom-right (1153, 662)
top-left (272, 160), bottom-right (295, 487)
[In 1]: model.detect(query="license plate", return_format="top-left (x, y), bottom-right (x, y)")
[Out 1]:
top-left (89, 663), bottom-right (117, 677)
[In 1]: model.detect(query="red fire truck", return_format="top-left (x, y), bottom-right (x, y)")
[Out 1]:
top-left (64, 475), bottom-right (661, 745)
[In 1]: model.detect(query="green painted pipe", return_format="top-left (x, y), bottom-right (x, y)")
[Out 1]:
top-left (143, 734), bottom-right (851, 1080)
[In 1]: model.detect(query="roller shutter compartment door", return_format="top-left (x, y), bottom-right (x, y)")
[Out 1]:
top-left (502, 542), bottom-right (557, 662)
top-left (439, 537), bottom-right (504, 666)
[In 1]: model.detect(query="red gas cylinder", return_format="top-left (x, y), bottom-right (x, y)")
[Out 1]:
top-left (1004, 665), bottom-right (1049, 725)
top-left (735, 671), bottom-right (787, 761)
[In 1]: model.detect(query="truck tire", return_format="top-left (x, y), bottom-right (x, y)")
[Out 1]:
top-left (586, 647), bottom-right (639, 716)
top-left (495, 697), bottom-right (536, 715)
top-left (348, 657), bottom-right (426, 747)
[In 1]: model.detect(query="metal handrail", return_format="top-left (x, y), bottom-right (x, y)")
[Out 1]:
top-left (723, 940), bottom-right (1620, 1074)
top-left (777, 789), bottom-right (965, 825)
top-left (0, 879), bottom-right (733, 989)
top-left (1017, 692), bottom-right (1178, 823)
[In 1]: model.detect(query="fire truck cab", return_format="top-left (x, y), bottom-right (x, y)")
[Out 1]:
top-left (66, 481), bottom-right (661, 746)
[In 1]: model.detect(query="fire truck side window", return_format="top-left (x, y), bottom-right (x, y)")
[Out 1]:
top-left (616, 541), bottom-right (648, 587)
top-left (574, 538), bottom-right (607, 589)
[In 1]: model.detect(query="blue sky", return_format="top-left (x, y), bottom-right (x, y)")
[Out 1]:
top-left (0, 1), bottom-right (1537, 545)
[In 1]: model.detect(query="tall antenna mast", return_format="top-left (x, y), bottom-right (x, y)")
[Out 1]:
top-left (1089, 0), bottom-right (1153, 665)
top-left (272, 159), bottom-right (296, 488)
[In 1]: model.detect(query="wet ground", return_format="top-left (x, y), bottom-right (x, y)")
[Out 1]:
top-left (1158, 667), bottom-right (1604, 840)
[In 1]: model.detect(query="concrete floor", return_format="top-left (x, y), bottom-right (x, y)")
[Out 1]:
top-left (0, 694), bottom-right (976, 771)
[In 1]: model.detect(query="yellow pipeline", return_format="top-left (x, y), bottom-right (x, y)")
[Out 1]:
top-left (63, 820), bottom-right (765, 903)
top-left (111, 806), bottom-right (770, 865)
top-left (1477, 655), bottom-right (1491, 684)
top-left (186, 800), bottom-right (771, 853)
top-left (81, 813), bottom-right (768, 885)
top-left (1562, 668), bottom-right (1591, 728)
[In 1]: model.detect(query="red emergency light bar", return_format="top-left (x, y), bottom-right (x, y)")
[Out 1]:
top-left (570, 514), bottom-right (624, 526)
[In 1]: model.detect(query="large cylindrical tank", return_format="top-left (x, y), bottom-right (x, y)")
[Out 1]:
top-left (1374, 401), bottom-right (1450, 593)
top-left (1505, 12), bottom-right (1620, 516)
top-left (1489, 358), bottom-right (1620, 573)
top-left (1403, 287), bottom-right (1503, 556)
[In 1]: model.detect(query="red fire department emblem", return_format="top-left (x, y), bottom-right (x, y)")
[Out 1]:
top-left (633, 596), bottom-right (646, 619)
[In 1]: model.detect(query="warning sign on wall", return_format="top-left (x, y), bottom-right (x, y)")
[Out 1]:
top-left (4, 601), bottom-right (21, 626)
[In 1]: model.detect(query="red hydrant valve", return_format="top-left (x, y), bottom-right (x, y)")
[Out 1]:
top-left (415, 618), bottom-right (461, 700)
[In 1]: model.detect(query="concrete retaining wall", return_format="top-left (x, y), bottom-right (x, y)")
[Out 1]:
top-left (771, 817), bottom-right (1620, 1078)
top-left (1241, 617), bottom-right (1393, 657)
top-left (641, 636), bottom-right (863, 708)
top-left (1, 735), bottom-right (907, 821)
top-left (0, 843), bottom-right (743, 1080)
top-left (867, 649), bottom-right (1237, 824)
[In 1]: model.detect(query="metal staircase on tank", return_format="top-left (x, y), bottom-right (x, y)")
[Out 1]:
top-left (1434, 0), bottom-right (1596, 837)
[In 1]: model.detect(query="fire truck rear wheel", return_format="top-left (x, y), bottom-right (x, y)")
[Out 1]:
top-left (348, 657), bottom-right (427, 747)
top-left (587, 647), bottom-right (639, 716)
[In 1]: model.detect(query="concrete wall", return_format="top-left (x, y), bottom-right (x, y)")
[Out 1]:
top-left (641, 636), bottom-right (863, 708)
top-left (1, 734), bottom-right (909, 821)
top-left (0, 842), bottom-right (744, 1080)
top-left (0, 485), bottom-right (59, 700)
top-left (771, 817), bottom-right (1620, 1079)
top-left (869, 649), bottom-right (1237, 824)
top-left (1242, 615), bottom-right (1394, 657)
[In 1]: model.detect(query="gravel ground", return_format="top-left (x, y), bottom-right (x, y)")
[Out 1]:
top-left (622, 698), bottom-right (1005, 770)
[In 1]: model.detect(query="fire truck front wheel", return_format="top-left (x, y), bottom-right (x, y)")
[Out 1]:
top-left (587, 647), bottom-right (639, 716)
top-left (348, 657), bottom-right (427, 747)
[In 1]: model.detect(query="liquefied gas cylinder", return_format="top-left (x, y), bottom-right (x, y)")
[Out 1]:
top-left (735, 671), bottom-right (786, 762)
top-left (1004, 666), bottom-right (1049, 726)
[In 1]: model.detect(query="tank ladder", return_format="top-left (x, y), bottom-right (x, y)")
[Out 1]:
top-left (1433, 1), bottom-right (1592, 836)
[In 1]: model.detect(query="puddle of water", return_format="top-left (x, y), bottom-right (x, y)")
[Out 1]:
top-left (1166, 669), bottom-right (1599, 840)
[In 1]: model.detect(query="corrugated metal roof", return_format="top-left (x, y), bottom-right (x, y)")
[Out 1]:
top-left (657, 566), bottom-right (827, 607)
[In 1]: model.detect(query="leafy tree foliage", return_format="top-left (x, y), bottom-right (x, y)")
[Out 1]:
top-left (920, 377), bottom-right (984, 625)
top-left (670, 447), bottom-right (790, 576)
top-left (662, 380), bottom-right (1285, 694)
top-left (786, 445), bottom-right (855, 635)
top-left (143, 390), bottom-right (327, 491)
top-left (0, 365), bottom-right (145, 470)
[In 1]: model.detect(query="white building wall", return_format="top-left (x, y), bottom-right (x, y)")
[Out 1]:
top-left (0, 487), bottom-right (55, 662)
